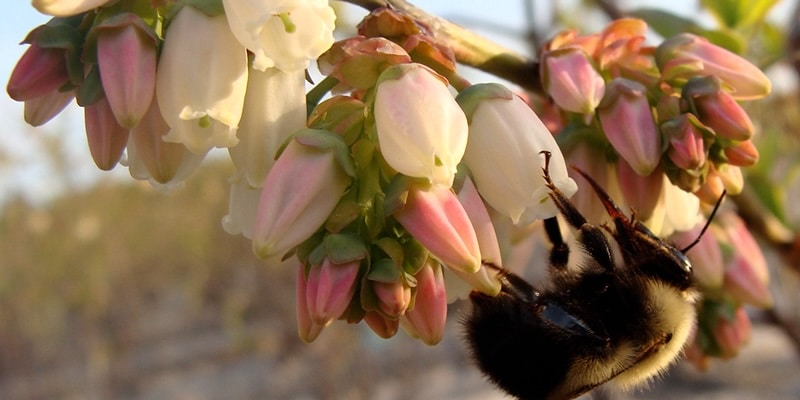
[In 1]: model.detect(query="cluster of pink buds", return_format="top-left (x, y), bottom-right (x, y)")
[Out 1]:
top-left (280, 9), bottom-right (576, 343)
top-left (672, 210), bottom-right (771, 365)
top-left (538, 18), bottom-right (770, 234)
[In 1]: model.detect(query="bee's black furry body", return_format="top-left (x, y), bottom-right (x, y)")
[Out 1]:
top-left (465, 153), bottom-right (701, 400)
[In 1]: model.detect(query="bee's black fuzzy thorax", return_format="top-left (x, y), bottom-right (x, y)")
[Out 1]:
top-left (464, 153), bottom-right (700, 400)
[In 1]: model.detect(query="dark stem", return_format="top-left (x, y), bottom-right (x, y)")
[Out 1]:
top-left (338, 0), bottom-right (543, 94)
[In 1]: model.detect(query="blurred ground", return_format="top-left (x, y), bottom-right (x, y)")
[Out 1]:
top-left (1, 163), bottom-right (798, 400)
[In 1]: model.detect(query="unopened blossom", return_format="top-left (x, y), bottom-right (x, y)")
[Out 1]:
top-left (373, 279), bottom-right (412, 318)
top-left (683, 76), bottom-right (754, 141)
top-left (222, 0), bottom-right (336, 72)
top-left (598, 78), bottom-right (661, 176)
top-left (663, 114), bottom-right (711, 170)
top-left (84, 96), bottom-right (129, 170)
top-left (724, 140), bottom-right (759, 167)
top-left (374, 63), bottom-right (468, 187)
top-left (616, 160), bottom-right (663, 222)
top-left (712, 307), bottom-right (752, 358)
top-left (32, 0), bottom-right (109, 16)
top-left (541, 46), bottom-right (605, 119)
top-left (128, 96), bottom-right (205, 184)
top-left (306, 258), bottom-right (361, 325)
top-left (229, 67), bottom-right (307, 187)
top-left (95, 13), bottom-right (157, 128)
top-left (24, 89), bottom-right (74, 126)
top-left (296, 263), bottom-right (324, 343)
top-left (7, 27), bottom-right (70, 102)
top-left (457, 83), bottom-right (577, 224)
top-left (252, 131), bottom-right (353, 259)
top-left (156, 5), bottom-right (248, 154)
top-left (720, 212), bottom-right (772, 308)
top-left (393, 182), bottom-right (482, 274)
top-left (364, 310), bottom-right (399, 339)
top-left (563, 141), bottom-right (614, 224)
top-left (403, 261), bottom-right (447, 345)
top-left (656, 33), bottom-right (771, 100)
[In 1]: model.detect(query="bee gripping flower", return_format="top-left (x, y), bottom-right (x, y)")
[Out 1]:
top-left (222, 0), bottom-right (336, 72)
top-left (252, 129), bottom-right (354, 259)
top-left (374, 63), bottom-right (468, 187)
top-left (457, 83), bottom-right (577, 224)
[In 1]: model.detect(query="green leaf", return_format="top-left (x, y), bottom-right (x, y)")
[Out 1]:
top-left (701, 0), bottom-right (778, 28)
top-left (374, 237), bottom-right (404, 266)
top-left (401, 239), bottom-right (427, 276)
top-left (76, 64), bottom-right (104, 107)
top-left (183, 0), bottom-right (225, 17)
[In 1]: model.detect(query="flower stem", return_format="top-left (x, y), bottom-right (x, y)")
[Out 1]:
top-left (306, 76), bottom-right (340, 115)
top-left (339, 0), bottom-right (543, 94)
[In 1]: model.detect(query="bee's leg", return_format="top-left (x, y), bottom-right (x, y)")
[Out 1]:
top-left (482, 263), bottom-right (540, 303)
top-left (540, 151), bottom-right (616, 272)
top-left (543, 217), bottom-right (569, 271)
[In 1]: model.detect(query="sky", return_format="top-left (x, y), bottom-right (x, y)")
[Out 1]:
top-left (0, 0), bottom-right (791, 207)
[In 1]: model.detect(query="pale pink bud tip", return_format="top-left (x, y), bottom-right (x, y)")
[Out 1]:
top-left (7, 32), bottom-right (69, 102)
top-left (393, 183), bottom-right (481, 274)
top-left (306, 259), bottom-right (360, 326)
top-left (296, 264), bottom-right (324, 343)
top-left (403, 263), bottom-right (447, 345)
top-left (96, 13), bottom-right (158, 128)
top-left (599, 78), bottom-right (661, 176)
top-left (541, 47), bottom-right (605, 117)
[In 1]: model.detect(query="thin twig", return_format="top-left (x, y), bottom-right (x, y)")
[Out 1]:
top-left (339, 0), bottom-right (543, 93)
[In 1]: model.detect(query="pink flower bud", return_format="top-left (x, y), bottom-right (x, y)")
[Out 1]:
top-left (7, 28), bottom-right (70, 102)
top-left (671, 221), bottom-right (724, 289)
top-left (252, 131), bottom-right (352, 259)
top-left (403, 262), bottom-right (447, 345)
top-left (616, 160), bottom-right (663, 222)
top-left (663, 114), bottom-right (710, 170)
top-left (84, 96), bottom-right (129, 170)
top-left (364, 310), bottom-right (399, 339)
top-left (305, 258), bottom-right (360, 325)
top-left (129, 96), bottom-right (194, 184)
top-left (541, 47), bottom-right (605, 118)
top-left (656, 33), bottom-right (771, 100)
top-left (724, 140), bottom-right (759, 167)
top-left (374, 63), bottom-right (468, 186)
top-left (393, 182), bottom-right (481, 274)
top-left (720, 213), bottom-right (772, 308)
top-left (713, 307), bottom-right (751, 359)
top-left (598, 78), bottom-right (661, 176)
top-left (96, 13), bottom-right (157, 128)
top-left (24, 88), bottom-right (74, 127)
top-left (684, 76), bottom-right (754, 141)
top-left (296, 263), bottom-right (324, 343)
top-left (717, 163), bottom-right (744, 195)
top-left (371, 278), bottom-right (411, 318)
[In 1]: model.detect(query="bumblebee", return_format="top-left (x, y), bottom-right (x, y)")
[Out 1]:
top-left (465, 152), bottom-right (718, 400)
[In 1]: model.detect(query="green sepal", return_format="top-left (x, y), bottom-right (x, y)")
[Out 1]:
top-left (382, 174), bottom-right (412, 215)
top-left (296, 231), bottom-right (326, 266)
top-left (401, 239), bottom-right (427, 276)
top-left (293, 128), bottom-right (357, 178)
top-left (368, 258), bottom-right (401, 283)
top-left (308, 95), bottom-right (367, 146)
top-left (455, 83), bottom-right (513, 124)
top-left (183, 0), bottom-right (225, 17)
top-left (323, 233), bottom-right (368, 264)
top-left (325, 191), bottom-right (363, 233)
top-left (374, 237), bottom-right (404, 267)
top-left (76, 64), bottom-right (104, 106)
top-left (32, 17), bottom-right (87, 87)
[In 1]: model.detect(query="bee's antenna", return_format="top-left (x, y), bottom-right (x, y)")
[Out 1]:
top-left (680, 190), bottom-right (727, 253)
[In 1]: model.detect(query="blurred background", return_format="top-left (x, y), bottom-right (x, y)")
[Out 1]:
top-left (2, 0), bottom-right (800, 399)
